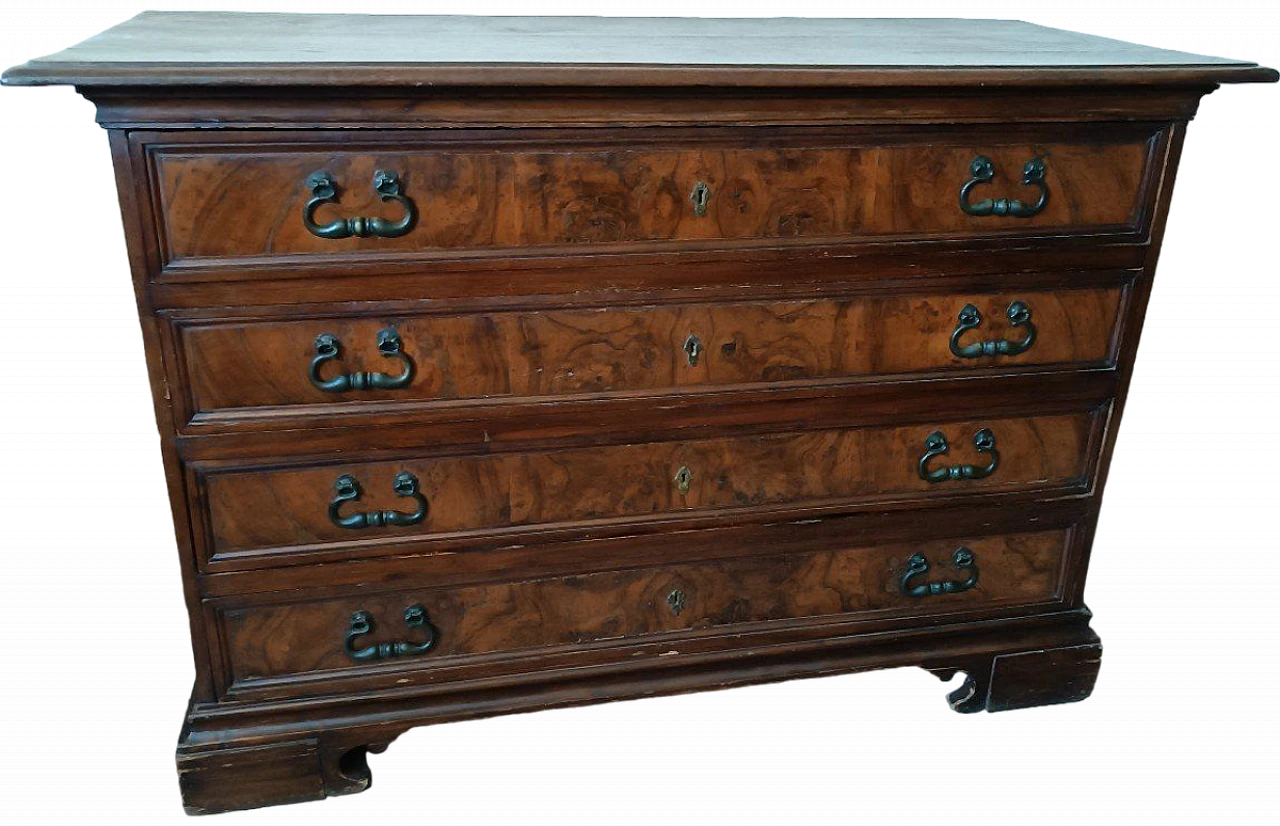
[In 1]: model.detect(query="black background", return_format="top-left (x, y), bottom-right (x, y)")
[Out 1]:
top-left (2, 9), bottom-right (1269, 814)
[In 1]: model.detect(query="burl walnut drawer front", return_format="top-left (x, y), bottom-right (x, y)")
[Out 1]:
top-left (214, 528), bottom-right (1069, 697)
top-left (175, 284), bottom-right (1126, 424)
top-left (150, 126), bottom-right (1159, 270)
top-left (197, 411), bottom-right (1098, 564)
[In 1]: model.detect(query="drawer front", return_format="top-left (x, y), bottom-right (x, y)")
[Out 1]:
top-left (197, 411), bottom-right (1098, 562)
top-left (152, 128), bottom-right (1158, 268)
top-left (176, 284), bottom-right (1126, 423)
top-left (215, 528), bottom-right (1069, 695)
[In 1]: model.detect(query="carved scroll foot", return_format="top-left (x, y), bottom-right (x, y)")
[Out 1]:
top-left (178, 735), bottom-right (399, 815)
top-left (924, 631), bottom-right (1102, 714)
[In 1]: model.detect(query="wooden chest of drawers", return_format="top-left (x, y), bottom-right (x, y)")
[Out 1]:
top-left (4, 12), bottom-right (1274, 814)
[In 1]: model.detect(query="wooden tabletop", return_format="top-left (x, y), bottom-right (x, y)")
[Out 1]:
top-left (3, 12), bottom-right (1275, 88)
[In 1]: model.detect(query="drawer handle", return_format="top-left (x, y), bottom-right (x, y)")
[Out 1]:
top-left (310, 328), bottom-right (414, 392)
top-left (959, 156), bottom-right (1048, 218)
top-left (690, 181), bottom-right (711, 217)
top-left (330, 471), bottom-right (429, 529)
top-left (345, 604), bottom-right (438, 662)
top-left (901, 548), bottom-right (979, 597)
top-left (950, 301), bottom-right (1037, 358)
top-left (918, 428), bottom-right (999, 483)
top-left (303, 169), bottom-right (417, 239)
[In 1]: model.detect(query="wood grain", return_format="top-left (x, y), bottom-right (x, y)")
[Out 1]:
top-left (178, 741), bottom-right (326, 815)
top-left (199, 496), bottom-right (1087, 589)
top-left (219, 529), bottom-right (1067, 689)
top-left (200, 412), bottom-right (1094, 557)
top-left (89, 88), bottom-right (1209, 131)
top-left (178, 620), bottom-right (1106, 812)
top-left (5, 13), bottom-right (1274, 88)
top-left (15, 14), bottom-right (1260, 68)
top-left (6, 12), bottom-right (1271, 813)
top-left (985, 642), bottom-right (1103, 711)
top-left (176, 285), bottom-right (1124, 421)
top-left (153, 133), bottom-right (1154, 264)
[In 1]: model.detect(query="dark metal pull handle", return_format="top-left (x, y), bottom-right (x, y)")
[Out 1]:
top-left (329, 471), bottom-right (429, 530)
top-left (959, 156), bottom-right (1048, 218)
top-left (950, 301), bottom-right (1037, 358)
top-left (303, 169), bottom-right (417, 239)
top-left (901, 548), bottom-right (979, 597)
top-left (690, 181), bottom-right (711, 217)
top-left (345, 604), bottom-right (438, 661)
top-left (310, 327), bottom-right (414, 392)
top-left (918, 429), bottom-right (1000, 483)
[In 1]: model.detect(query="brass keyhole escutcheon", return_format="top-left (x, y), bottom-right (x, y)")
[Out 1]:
top-left (674, 465), bottom-right (693, 494)
top-left (690, 181), bottom-right (711, 217)
top-left (667, 589), bottom-right (687, 616)
top-left (683, 334), bottom-right (703, 366)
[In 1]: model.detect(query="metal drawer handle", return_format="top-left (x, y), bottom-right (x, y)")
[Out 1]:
top-left (329, 471), bottom-right (429, 530)
top-left (950, 301), bottom-right (1037, 358)
top-left (303, 169), bottom-right (417, 239)
top-left (690, 181), bottom-right (711, 217)
top-left (310, 327), bottom-right (414, 392)
top-left (901, 548), bottom-right (979, 597)
top-left (959, 156), bottom-right (1048, 218)
top-left (918, 428), bottom-right (999, 483)
top-left (345, 604), bottom-right (438, 662)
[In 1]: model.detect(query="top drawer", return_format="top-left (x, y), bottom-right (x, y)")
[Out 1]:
top-left (146, 126), bottom-right (1161, 273)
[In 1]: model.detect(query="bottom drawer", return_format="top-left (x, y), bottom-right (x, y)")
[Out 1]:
top-left (214, 527), bottom-right (1069, 698)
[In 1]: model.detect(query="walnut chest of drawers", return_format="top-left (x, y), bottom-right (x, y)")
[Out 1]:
top-left (4, 12), bottom-right (1275, 815)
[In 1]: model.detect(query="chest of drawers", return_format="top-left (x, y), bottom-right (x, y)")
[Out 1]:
top-left (4, 12), bottom-right (1274, 814)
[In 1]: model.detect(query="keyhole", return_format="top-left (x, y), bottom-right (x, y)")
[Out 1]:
top-left (667, 589), bottom-right (686, 616)
top-left (674, 465), bottom-right (693, 494)
top-left (683, 334), bottom-right (703, 366)
top-left (690, 181), bottom-right (711, 217)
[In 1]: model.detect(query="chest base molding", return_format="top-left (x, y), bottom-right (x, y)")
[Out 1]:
top-left (177, 612), bottom-right (1099, 814)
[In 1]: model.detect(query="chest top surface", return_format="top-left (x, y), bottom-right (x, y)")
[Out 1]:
top-left (2, 12), bottom-right (1275, 88)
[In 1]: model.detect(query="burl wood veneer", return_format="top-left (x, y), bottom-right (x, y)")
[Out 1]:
top-left (4, 12), bottom-right (1274, 815)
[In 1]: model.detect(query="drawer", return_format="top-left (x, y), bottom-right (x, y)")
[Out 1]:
top-left (212, 527), bottom-right (1070, 697)
top-left (173, 283), bottom-right (1127, 425)
top-left (195, 410), bottom-right (1100, 565)
top-left (149, 126), bottom-right (1160, 270)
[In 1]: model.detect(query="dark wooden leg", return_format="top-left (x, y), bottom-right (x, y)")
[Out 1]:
top-left (985, 638), bottom-right (1103, 712)
top-left (925, 629), bottom-right (1103, 714)
top-left (177, 736), bottom-right (390, 815)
